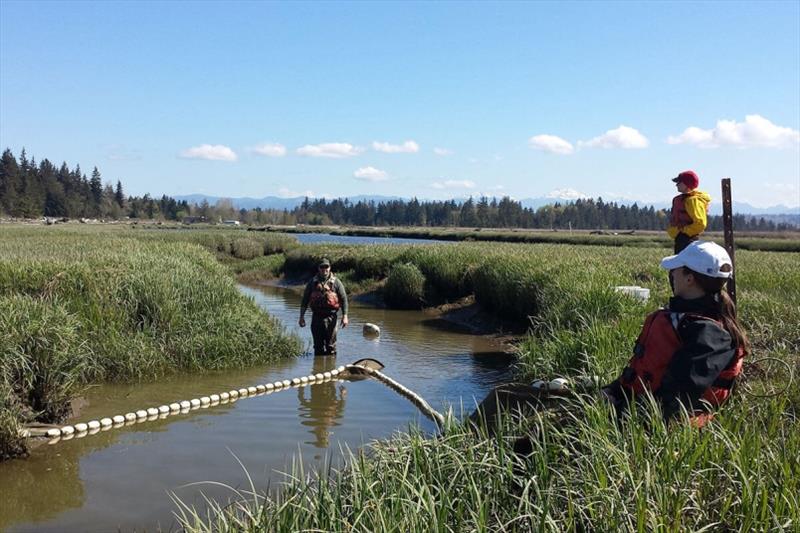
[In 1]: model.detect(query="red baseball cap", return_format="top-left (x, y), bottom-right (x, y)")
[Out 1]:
top-left (672, 170), bottom-right (699, 189)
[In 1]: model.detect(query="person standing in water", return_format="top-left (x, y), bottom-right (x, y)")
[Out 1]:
top-left (299, 258), bottom-right (349, 356)
top-left (667, 170), bottom-right (711, 253)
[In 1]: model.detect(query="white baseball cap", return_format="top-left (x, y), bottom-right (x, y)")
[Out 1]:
top-left (660, 241), bottom-right (733, 279)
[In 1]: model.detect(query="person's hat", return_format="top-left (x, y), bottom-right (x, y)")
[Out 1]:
top-left (318, 258), bottom-right (331, 267)
top-left (660, 241), bottom-right (733, 278)
top-left (671, 170), bottom-right (700, 189)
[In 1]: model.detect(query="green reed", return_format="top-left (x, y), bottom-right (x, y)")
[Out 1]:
top-left (179, 238), bottom-right (798, 532)
top-left (0, 226), bottom-right (301, 458)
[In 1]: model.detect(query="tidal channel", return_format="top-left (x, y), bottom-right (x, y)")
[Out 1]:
top-left (0, 280), bottom-right (512, 532)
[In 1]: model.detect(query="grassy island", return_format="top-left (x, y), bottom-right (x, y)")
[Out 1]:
top-left (0, 226), bottom-right (301, 459)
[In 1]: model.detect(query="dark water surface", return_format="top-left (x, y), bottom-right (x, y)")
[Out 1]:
top-left (0, 284), bottom-right (511, 532)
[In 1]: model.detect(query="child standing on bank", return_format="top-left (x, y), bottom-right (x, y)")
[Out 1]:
top-left (667, 170), bottom-right (711, 253)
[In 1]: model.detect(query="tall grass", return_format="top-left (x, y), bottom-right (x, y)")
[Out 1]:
top-left (384, 263), bottom-right (426, 309)
top-left (179, 394), bottom-right (799, 532)
top-left (0, 227), bottom-right (301, 458)
top-left (180, 239), bottom-right (799, 532)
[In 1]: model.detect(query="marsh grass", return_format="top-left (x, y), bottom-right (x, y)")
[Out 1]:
top-left (178, 391), bottom-right (799, 532)
top-left (178, 238), bottom-right (799, 532)
top-left (384, 263), bottom-right (426, 309)
top-left (0, 227), bottom-right (301, 457)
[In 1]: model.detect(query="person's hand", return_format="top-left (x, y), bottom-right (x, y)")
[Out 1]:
top-left (299, 317), bottom-right (306, 327)
top-left (341, 315), bottom-right (349, 328)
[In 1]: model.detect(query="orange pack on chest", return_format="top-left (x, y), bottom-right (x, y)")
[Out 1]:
top-left (620, 310), bottom-right (743, 406)
top-left (309, 277), bottom-right (340, 313)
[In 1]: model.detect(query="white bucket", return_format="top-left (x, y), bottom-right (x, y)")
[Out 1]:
top-left (614, 285), bottom-right (650, 302)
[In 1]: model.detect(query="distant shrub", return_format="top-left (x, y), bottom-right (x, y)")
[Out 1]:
top-left (231, 238), bottom-right (265, 260)
top-left (384, 263), bottom-right (426, 309)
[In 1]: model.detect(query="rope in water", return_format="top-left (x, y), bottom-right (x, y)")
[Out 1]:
top-left (345, 364), bottom-right (446, 429)
top-left (23, 365), bottom-right (350, 446)
top-left (23, 360), bottom-right (447, 446)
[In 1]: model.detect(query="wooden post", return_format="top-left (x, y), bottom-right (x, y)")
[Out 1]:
top-left (721, 178), bottom-right (737, 305)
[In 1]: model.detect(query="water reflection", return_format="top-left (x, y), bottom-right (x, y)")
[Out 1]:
top-left (297, 356), bottom-right (347, 450)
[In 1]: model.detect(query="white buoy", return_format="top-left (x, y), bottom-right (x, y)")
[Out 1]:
top-left (200, 397), bottom-right (211, 405)
top-left (60, 425), bottom-right (75, 435)
top-left (75, 422), bottom-right (89, 432)
top-left (136, 410), bottom-right (148, 419)
top-left (548, 378), bottom-right (570, 392)
top-left (337, 365), bottom-right (346, 373)
top-left (330, 369), bottom-right (340, 377)
top-left (180, 400), bottom-right (191, 409)
top-left (256, 385), bottom-right (265, 393)
top-left (190, 399), bottom-right (201, 408)
top-left (100, 418), bottom-right (113, 427)
top-left (229, 390), bottom-right (239, 398)
top-left (363, 323), bottom-right (381, 336)
top-left (169, 403), bottom-right (181, 412)
top-left (274, 381), bottom-right (285, 389)
top-left (124, 413), bottom-right (136, 423)
top-left (282, 379), bottom-right (291, 388)
top-left (46, 428), bottom-right (61, 438)
top-left (219, 392), bottom-right (229, 401)
top-left (300, 376), bottom-right (309, 384)
top-left (265, 383), bottom-right (274, 391)
top-left (315, 373), bottom-right (325, 380)
top-left (247, 386), bottom-right (257, 394)
top-left (210, 394), bottom-right (220, 402)
top-left (291, 378), bottom-right (301, 386)
top-left (113, 415), bottom-right (125, 424)
top-left (146, 407), bottom-right (159, 416)
top-left (156, 405), bottom-right (169, 414)
top-left (323, 371), bottom-right (332, 379)
top-left (87, 420), bottom-right (101, 430)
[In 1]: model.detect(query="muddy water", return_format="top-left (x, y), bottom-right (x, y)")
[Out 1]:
top-left (0, 284), bottom-right (511, 532)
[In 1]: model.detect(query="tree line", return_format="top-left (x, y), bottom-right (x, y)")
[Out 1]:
top-left (0, 148), bottom-right (793, 232)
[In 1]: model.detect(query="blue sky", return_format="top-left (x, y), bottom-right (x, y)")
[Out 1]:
top-left (1, 1), bottom-right (799, 207)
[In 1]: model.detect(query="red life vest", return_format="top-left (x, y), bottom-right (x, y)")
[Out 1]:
top-left (620, 310), bottom-right (745, 407)
top-left (309, 276), bottom-right (341, 314)
top-left (670, 194), bottom-right (692, 227)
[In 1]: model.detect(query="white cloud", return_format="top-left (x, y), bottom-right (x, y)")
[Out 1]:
top-left (354, 166), bottom-right (389, 182)
top-left (372, 140), bottom-right (420, 153)
top-left (667, 115), bottom-right (800, 149)
top-left (431, 179), bottom-right (476, 190)
top-left (251, 143), bottom-right (287, 157)
top-left (296, 142), bottom-right (363, 158)
top-left (546, 188), bottom-right (588, 200)
top-left (179, 144), bottom-right (238, 161)
top-left (433, 147), bottom-right (453, 156)
top-left (528, 134), bottom-right (575, 155)
top-left (579, 125), bottom-right (649, 149)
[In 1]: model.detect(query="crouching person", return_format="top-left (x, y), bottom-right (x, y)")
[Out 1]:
top-left (472, 241), bottom-right (748, 434)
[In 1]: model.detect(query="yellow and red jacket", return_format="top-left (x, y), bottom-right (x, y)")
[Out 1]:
top-left (667, 189), bottom-right (711, 239)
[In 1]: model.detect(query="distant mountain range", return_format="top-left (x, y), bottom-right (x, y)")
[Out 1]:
top-left (174, 193), bottom-right (800, 217)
